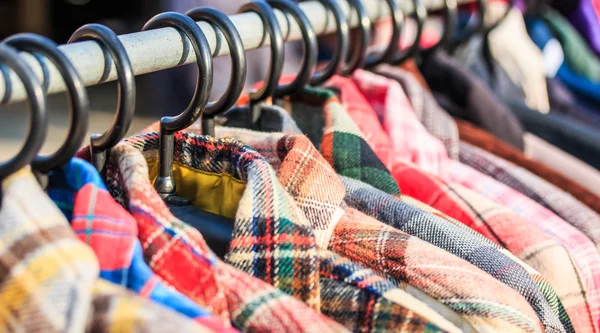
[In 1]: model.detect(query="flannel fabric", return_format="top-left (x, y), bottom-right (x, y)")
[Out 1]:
top-left (373, 65), bottom-right (460, 159)
top-left (455, 119), bottom-right (600, 215)
top-left (346, 69), bottom-right (600, 333)
top-left (220, 84), bottom-right (570, 333)
top-left (459, 142), bottom-right (600, 250)
top-left (215, 127), bottom-right (546, 333)
top-left (122, 131), bottom-right (465, 333)
top-left (325, 74), bottom-right (575, 332)
top-left (0, 168), bottom-right (212, 333)
top-left (377, 64), bottom-right (600, 327)
top-left (45, 158), bottom-right (231, 330)
top-left (328, 71), bottom-right (450, 178)
top-left (78, 142), bottom-right (351, 333)
top-left (89, 279), bottom-right (214, 333)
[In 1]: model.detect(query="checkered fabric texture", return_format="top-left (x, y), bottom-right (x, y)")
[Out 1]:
top-left (79, 141), bottom-right (350, 333)
top-left (46, 158), bottom-right (232, 331)
top-left (355, 69), bottom-right (600, 332)
top-left (122, 131), bottom-right (462, 333)
top-left (89, 279), bottom-right (214, 333)
top-left (373, 65), bottom-right (461, 160)
top-left (348, 70), bottom-right (600, 333)
top-left (324, 75), bottom-right (574, 333)
top-left (217, 127), bottom-right (549, 333)
top-left (0, 168), bottom-right (211, 333)
top-left (459, 142), bottom-right (600, 252)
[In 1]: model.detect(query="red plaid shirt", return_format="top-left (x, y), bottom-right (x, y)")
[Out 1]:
top-left (215, 128), bottom-right (548, 333)
top-left (77, 143), bottom-right (348, 333)
top-left (327, 71), bottom-right (595, 332)
top-left (351, 69), bottom-right (600, 332)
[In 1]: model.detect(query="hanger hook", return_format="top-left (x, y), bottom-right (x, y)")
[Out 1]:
top-left (302, 0), bottom-right (349, 85)
top-left (141, 12), bottom-right (213, 202)
top-left (186, 7), bottom-right (247, 137)
top-left (235, 0), bottom-right (284, 126)
top-left (4, 33), bottom-right (90, 174)
top-left (0, 44), bottom-right (48, 182)
top-left (389, 0), bottom-right (427, 65)
top-left (340, 0), bottom-right (371, 75)
top-left (239, 0), bottom-right (284, 105)
top-left (420, 0), bottom-right (458, 53)
top-left (68, 24), bottom-right (135, 173)
top-left (365, 0), bottom-right (404, 68)
top-left (483, 0), bottom-right (514, 34)
top-left (266, 0), bottom-right (318, 97)
top-left (448, 0), bottom-right (486, 51)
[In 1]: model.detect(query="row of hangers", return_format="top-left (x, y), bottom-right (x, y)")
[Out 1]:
top-left (0, 0), bottom-right (514, 206)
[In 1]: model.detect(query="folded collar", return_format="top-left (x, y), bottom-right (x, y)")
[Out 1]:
top-left (223, 85), bottom-right (401, 196)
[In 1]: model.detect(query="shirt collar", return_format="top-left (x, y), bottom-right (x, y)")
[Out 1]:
top-left (223, 84), bottom-right (401, 196)
top-left (373, 65), bottom-right (461, 159)
top-left (108, 132), bottom-right (322, 310)
top-left (328, 70), bottom-right (453, 179)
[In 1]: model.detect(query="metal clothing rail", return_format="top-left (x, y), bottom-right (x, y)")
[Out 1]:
top-left (0, 0), bottom-right (467, 105)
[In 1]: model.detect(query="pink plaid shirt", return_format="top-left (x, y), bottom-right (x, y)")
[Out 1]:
top-left (329, 69), bottom-right (600, 332)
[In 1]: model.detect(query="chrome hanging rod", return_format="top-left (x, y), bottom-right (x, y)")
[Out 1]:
top-left (0, 0), bottom-right (467, 105)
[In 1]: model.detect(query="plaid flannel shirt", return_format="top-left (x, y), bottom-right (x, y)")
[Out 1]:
top-left (120, 131), bottom-right (465, 333)
top-left (459, 142), bottom-right (600, 249)
top-left (77, 142), bottom-right (350, 333)
top-left (0, 168), bottom-right (212, 333)
top-left (219, 84), bottom-right (570, 333)
top-left (324, 75), bottom-right (575, 332)
top-left (346, 68), bottom-right (600, 333)
top-left (215, 127), bottom-right (548, 333)
top-left (46, 158), bottom-right (232, 331)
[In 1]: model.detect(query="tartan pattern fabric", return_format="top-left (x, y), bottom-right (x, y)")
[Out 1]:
top-left (46, 158), bottom-right (231, 331)
top-left (326, 74), bottom-right (576, 333)
top-left (456, 118), bottom-right (600, 215)
top-left (120, 131), bottom-right (458, 333)
top-left (287, 85), bottom-right (402, 196)
top-left (459, 142), bottom-right (600, 250)
top-left (90, 279), bottom-right (214, 333)
top-left (0, 168), bottom-right (98, 333)
top-left (446, 156), bottom-right (600, 333)
top-left (220, 129), bottom-right (548, 333)
top-left (328, 73), bottom-right (450, 179)
top-left (373, 65), bottom-right (460, 159)
top-left (353, 69), bottom-right (600, 329)
top-left (0, 168), bottom-right (211, 333)
top-left (88, 140), bottom-right (350, 333)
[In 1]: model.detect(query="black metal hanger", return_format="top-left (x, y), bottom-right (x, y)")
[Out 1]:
top-left (185, 7), bottom-right (247, 137)
top-left (483, 0), bottom-right (515, 34)
top-left (4, 34), bottom-right (90, 174)
top-left (421, 0), bottom-right (458, 53)
top-left (234, 0), bottom-right (284, 127)
top-left (141, 12), bottom-right (213, 204)
top-left (0, 44), bottom-right (48, 205)
top-left (68, 24), bottom-right (135, 174)
top-left (365, 0), bottom-right (404, 68)
top-left (340, 0), bottom-right (371, 75)
top-left (266, 0), bottom-right (318, 98)
top-left (447, 0), bottom-right (486, 52)
top-left (388, 0), bottom-right (427, 65)
top-left (303, 0), bottom-right (350, 85)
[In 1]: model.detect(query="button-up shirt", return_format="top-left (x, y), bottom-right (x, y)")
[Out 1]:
top-left (46, 158), bottom-right (232, 331)
top-left (217, 84), bottom-right (570, 333)
top-left (343, 68), bottom-right (599, 333)
top-left (0, 168), bottom-right (215, 333)
top-left (78, 141), bottom-right (350, 333)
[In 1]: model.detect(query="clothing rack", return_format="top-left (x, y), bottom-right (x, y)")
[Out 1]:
top-left (0, 0), bottom-right (471, 105)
